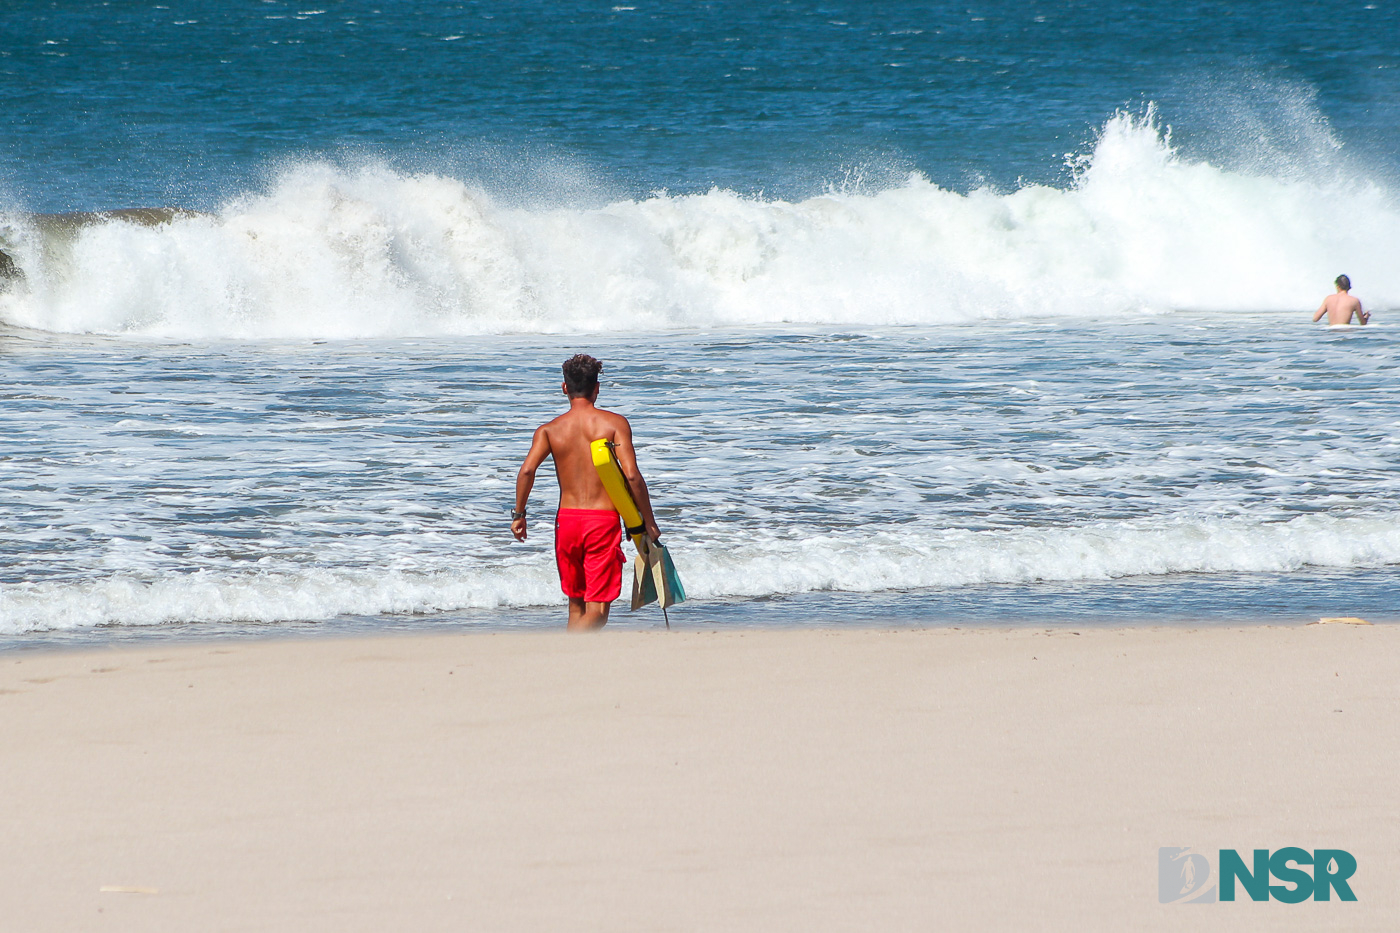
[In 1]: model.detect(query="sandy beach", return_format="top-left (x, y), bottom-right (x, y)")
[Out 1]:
top-left (1, 624), bottom-right (1395, 931)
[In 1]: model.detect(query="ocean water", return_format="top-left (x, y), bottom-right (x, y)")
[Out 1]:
top-left (2, 2), bottom-right (1398, 641)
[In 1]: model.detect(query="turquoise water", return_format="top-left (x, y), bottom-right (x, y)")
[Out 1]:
top-left (1, 2), bottom-right (1399, 640)
top-left (6, 2), bottom-right (1398, 207)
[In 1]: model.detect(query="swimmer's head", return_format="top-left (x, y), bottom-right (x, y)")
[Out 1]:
top-left (1336, 274), bottom-right (1352, 291)
top-left (562, 353), bottom-right (603, 397)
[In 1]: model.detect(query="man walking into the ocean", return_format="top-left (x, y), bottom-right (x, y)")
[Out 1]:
top-left (1314, 274), bottom-right (1369, 325)
top-left (512, 354), bottom-right (661, 631)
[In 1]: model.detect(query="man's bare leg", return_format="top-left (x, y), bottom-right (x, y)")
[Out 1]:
top-left (567, 598), bottom-right (611, 631)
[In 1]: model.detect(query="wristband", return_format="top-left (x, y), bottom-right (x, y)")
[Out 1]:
top-left (511, 509), bottom-right (527, 520)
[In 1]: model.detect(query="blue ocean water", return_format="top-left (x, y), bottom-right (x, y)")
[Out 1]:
top-left (6, 1), bottom-right (1399, 207)
top-left (1, 2), bottom-right (1398, 641)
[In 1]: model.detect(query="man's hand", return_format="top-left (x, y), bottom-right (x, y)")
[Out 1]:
top-left (645, 519), bottom-right (661, 542)
top-left (512, 517), bottom-right (528, 542)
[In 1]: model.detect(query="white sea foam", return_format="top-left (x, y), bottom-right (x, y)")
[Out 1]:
top-left (2, 512), bottom-right (1396, 633)
top-left (0, 562), bottom-right (557, 634)
top-left (3, 109), bottom-right (1397, 338)
top-left (684, 513), bottom-right (1400, 597)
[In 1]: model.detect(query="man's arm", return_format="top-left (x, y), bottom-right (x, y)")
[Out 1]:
top-left (1313, 297), bottom-right (1330, 322)
top-left (512, 426), bottom-right (552, 542)
top-left (1356, 300), bottom-right (1370, 325)
top-left (611, 417), bottom-right (662, 541)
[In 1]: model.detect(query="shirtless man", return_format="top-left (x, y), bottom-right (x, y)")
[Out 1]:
top-left (512, 354), bottom-right (661, 631)
top-left (1314, 274), bottom-right (1369, 326)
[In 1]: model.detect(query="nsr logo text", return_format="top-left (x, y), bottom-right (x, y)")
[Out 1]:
top-left (1158, 847), bottom-right (1357, 904)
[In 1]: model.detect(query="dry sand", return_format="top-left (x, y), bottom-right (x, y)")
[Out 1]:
top-left (1, 624), bottom-right (1395, 931)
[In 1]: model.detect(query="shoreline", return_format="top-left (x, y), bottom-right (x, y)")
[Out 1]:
top-left (5, 570), bottom-right (1399, 653)
top-left (3, 612), bottom-right (1393, 657)
top-left (3, 625), bottom-right (1396, 931)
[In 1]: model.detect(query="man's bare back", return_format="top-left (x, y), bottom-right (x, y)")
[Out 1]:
top-left (513, 393), bottom-right (658, 539)
top-left (1314, 276), bottom-right (1369, 326)
top-left (531, 402), bottom-right (634, 512)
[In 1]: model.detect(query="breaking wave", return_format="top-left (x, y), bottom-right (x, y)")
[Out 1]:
top-left (3, 512), bottom-right (1397, 633)
top-left (3, 107), bottom-right (1398, 338)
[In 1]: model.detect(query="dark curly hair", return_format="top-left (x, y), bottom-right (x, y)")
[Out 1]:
top-left (562, 354), bottom-right (603, 397)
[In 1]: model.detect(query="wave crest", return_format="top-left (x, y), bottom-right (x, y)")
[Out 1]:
top-left (3, 512), bottom-right (1396, 633)
top-left (3, 108), bottom-right (1398, 338)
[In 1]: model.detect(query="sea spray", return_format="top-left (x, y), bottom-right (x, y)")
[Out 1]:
top-left (3, 110), bottom-right (1397, 338)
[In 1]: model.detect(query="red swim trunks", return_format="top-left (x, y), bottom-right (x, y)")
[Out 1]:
top-left (554, 508), bottom-right (625, 603)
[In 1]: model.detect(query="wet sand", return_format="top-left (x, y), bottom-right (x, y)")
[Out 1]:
top-left (1, 624), bottom-right (1395, 931)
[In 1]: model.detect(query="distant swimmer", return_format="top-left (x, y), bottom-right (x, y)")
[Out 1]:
top-left (1314, 274), bottom-right (1369, 326)
top-left (512, 354), bottom-right (661, 631)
